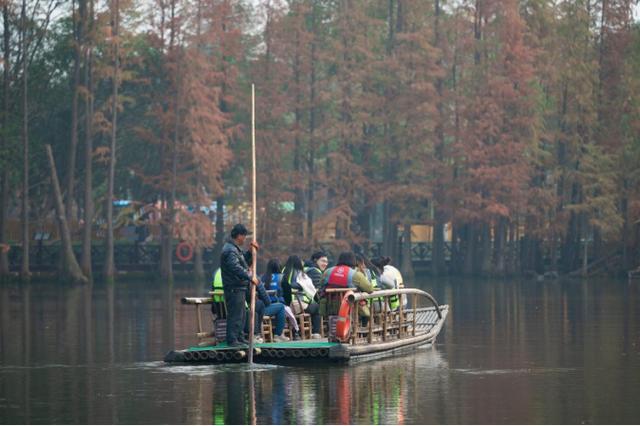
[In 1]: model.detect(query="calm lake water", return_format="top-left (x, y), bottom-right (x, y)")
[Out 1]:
top-left (1, 276), bottom-right (639, 424)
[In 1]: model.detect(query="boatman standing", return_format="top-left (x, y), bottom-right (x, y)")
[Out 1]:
top-left (220, 223), bottom-right (260, 347)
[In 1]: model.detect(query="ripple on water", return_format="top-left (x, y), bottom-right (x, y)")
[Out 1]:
top-left (453, 367), bottom-right (577, 375)
top-left (150, 362), bottom-right (284, 376)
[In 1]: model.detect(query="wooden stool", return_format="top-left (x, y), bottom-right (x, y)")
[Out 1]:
top-left (320, 316), bottom-right (328, 337)
top-left (283, 327), bottom-right (292, 339)
top-left (297, 313), bottom-right (312, 339)
top-left (262, 317), bottom-right (274, 342)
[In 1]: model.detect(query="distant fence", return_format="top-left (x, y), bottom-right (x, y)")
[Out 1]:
top-left (364, 242), bottom-right (453, 263)
top-left (5, 241), bottom-right (451, 273)
top-left (6, 243), bottom-right (219, 273)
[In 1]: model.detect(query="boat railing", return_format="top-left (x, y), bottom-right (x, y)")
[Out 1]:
top-left (339, 287), bottom-right (444, 346)
top-left (348, 288), bottom-right (442, 319)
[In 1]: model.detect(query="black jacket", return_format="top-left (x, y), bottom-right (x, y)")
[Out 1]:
top-left (220, 240), bottom-right (253, 290)
top-left (304, 260), bottom-right (323, 289)
top-left (252, 282), bottom-right (272, 307)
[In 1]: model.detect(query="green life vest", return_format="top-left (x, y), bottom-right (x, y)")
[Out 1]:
top-left (211, 268), bottom-right (224, 302)
top-left (369, 268), bottom-right (400, 310)
top-left (368, 269), bottom-right (384, 306)
top-left (388, 287), bottom-right (400, 310)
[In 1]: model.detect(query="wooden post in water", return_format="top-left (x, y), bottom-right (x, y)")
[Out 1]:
top-left (382, 296), bottom-right (388, 341)
top-left (351, 299), bottom-right (357, 345)
top-left (368, 299), bottom-right (374, 343)
top-left (247, 84), bottom-right (258, 364)
top-left (399, 296), bottom-right (404, 339)
top-left (412, 293), bottom-right (417, 336)
top-left (195, 304), bottom-right (203, 336)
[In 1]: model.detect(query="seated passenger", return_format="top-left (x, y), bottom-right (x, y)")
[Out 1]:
top-left (356, 254), bottom-right (394, 313)
top-left (261, 259), bottom-right (302, 340)
top-left (246, 278), bottom-right (290, 343)
top-left (304, 251), bottom-right (329, 288)
top-left (281, 255), bottom-right (322, 339)
top-left (320, 251), bottom-right (374, 317)
top-left (371, 256), bottom-right (403, 310)
top-left (211, 267), bottom-right (226, 318)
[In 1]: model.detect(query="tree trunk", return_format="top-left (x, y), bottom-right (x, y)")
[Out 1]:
top-left (0, 163), bottom-right (8, 276)
top-left (480, 222), bottom-right (492, 276)
top-left (213, 196), bottom-right (225, 268)
top-left (582, 238), bottom-right (588, 277)
top-left (451, 222), bottom-right (462, 274)
top-left (0, 2), bottom-right (11, 276)
top-left (463, 224), bottom-right (475, 276)
top-left (66, 0), bottom-right (83, 225)
top-left (621, 184), bottom-right (629, 270)
top-left (20, 0), bottom-right (30, 279)
top-left (293, 32), bottom-right (305, 238)
top-left (593, 228), bottom-right (602, 265)
top-left (162, 74), bottom-right (181, 281)
top-left (431, 0), bottom-right (447, 278)
top-left (194, 245), bottom-right (204, 281)
top-left (432, 209), bottom-right (445, 276)
top-left (80, 0), bottom-right (93, 277)
top-left (306, 3), bottom-right (318, 244)
top-left (104, 0), bottom-right (119, 280)
top-left (494, 218), bottom-right (507, 276)
top-left (45, 145), bottom-right (88, 284)
top-left (160, 219), bottom-right (172, 278)
top-left (400, 223), bottom-right (415, 283)
top-left (521, 223), bottom-right (533, 273)
top-left (506, 222), bottom-right (517, 276)
top-left (382, 201), bottom-right (399, 262)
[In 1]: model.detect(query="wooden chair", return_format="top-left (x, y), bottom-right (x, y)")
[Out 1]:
top-left (297, 312), bottom-right (312, 339)
top-left (291, 289), bottom-right (313, 339)
top-left (261, 317), bottom-right (274, 342)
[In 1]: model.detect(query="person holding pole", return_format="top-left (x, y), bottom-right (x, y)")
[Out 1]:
top-left (220, 223), bottom-right (260, 348)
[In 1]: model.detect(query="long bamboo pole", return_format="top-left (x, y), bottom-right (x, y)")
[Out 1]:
top-left (248, 84), bottom-right (257, 364)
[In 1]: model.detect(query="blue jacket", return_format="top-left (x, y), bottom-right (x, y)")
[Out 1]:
top-left (262, 273), bottom-right (284, 303)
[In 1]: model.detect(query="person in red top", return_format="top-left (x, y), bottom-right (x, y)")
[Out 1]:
top-left (319, 251), bottom-right (374, 316)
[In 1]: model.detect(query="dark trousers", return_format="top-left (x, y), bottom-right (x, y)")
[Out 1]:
top-left (224, 287), bottom-right (247, 344)
top-left (264, 303), bottom-right (286, 335)
top-left (245, 298), bottom-right (265, 336)
top-left (306, 303), bottom-right (321, 334)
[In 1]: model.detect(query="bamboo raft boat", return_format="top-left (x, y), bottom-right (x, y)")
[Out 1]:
top-left (164, 288), bottom-right (449, 364)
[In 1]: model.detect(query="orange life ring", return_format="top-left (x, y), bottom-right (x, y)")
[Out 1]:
top-left (175, 242), bottom-right (194, 263)
top-left (335, 291), bottom-right (354, 342)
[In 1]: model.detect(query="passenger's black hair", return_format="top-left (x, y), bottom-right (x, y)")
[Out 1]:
top-left (371, 256), bottom-right (392, 270)
top-left (281, 255), bottom-right (304, 305)
top-left (310, 251), bottom-right (328, 262)
top-left (336, 252), bottom-right (357, 268)
top-left (261, 259), bottom-right (281, 285)
top-left (356, 254), bottom-right (381, 276)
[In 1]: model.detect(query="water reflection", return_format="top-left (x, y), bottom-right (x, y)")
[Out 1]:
top-left (205, 349), bottom-right (448, 425)
top-left (0, 278), bottom-right (638, 424)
